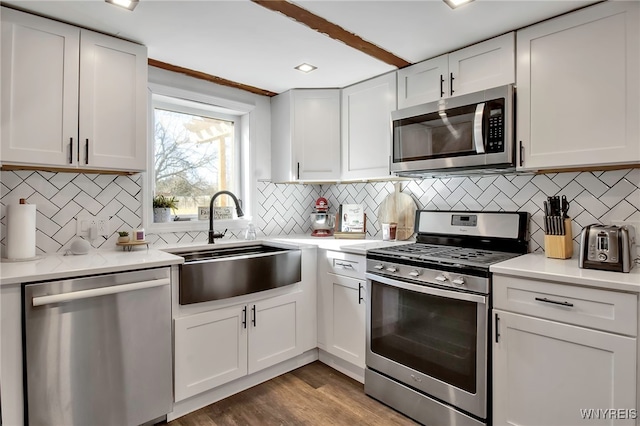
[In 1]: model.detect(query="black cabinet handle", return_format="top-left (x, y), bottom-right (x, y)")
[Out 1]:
top-left (495, 313), bottom-right (500, 343)
top-left (535, 297), bottom-right (574, 308)
top-left (242, 306), bottom-right (247, 329)
top-left (251, 305), bottom-right (256, 327)
top-left (77, 138), bottom-right (80, 162)
top-left (358, 283), bottom-right (364, 305)
top-left (68, 138), bottom-right (73, 164)
top-left (297, 162), bottom-right (300, 180)
top-left (85, 139), bottom-right (89, 165)
top-left (440, 74), bottom-right (444, 98)
top-left (450, 72), bottom-right (455, 96)
top-left (519, 141), bottom-right (524, 167)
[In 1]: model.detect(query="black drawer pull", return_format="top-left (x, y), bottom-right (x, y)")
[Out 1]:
top-left (251, 305), bottom-right (256, 327)
top-left (535, 297), bottom-right (574, 307)
top-left (242, 306), bottom-right (247, 329)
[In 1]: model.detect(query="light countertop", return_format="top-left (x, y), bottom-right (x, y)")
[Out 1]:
top-left (0, 235), bottom-right (413, 286)
top-left (491, 253), bottom-right (640, 293)
top-left (266, 234), bottom-right (414, 255)
top-left (0, 249), bottom-right (184, 286)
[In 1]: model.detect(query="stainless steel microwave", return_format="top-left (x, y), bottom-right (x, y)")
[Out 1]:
top-left (391, 84), bottom-right (514, 176)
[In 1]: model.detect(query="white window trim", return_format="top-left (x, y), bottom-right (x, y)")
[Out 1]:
top-left (144, 83), bottom-right (254, 234)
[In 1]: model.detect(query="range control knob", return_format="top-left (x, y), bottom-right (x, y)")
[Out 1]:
top-left (598, 253), bottom-right (608, 261)
top-left (435, 275), bottom-right (448, 282)
top-left (385, 266), bottom-right (398, 273)
top-left (408, 270), bottom-right (421, 277)
top-left (373, 264), bottom-right (384, 270)
top-left (452, 277), bottom-right (465, 286)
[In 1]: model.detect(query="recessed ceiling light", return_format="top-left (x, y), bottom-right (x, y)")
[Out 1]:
top-left (105, 0), bottom-right (139, 11)
top-left (443, 0), bottom-right (474, 9)
top-left (295, 63), bottom-right (317, 73)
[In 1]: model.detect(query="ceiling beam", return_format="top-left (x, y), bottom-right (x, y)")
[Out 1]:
top-left (252, 0), bottom-right (411, 69)
top-left (148, 59), bottom-right (279, 97)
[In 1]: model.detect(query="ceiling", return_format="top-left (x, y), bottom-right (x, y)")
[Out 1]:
top-left (1, 0), bottom-right (597, 95)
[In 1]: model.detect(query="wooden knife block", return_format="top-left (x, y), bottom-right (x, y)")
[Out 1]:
top-left (544, 218), bottom-right (573, 259)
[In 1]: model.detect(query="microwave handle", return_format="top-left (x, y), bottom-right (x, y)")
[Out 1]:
top-left (473, 103), bottom-right (485, 154)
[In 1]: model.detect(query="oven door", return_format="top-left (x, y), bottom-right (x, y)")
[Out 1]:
top-left (366, 273), bottom-right (489, 419)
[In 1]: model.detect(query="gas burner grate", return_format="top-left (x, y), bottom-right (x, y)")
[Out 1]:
top-left (429, 248), bottom-right (519, 266)
top-left (370, 243), bottom-right (521, 268)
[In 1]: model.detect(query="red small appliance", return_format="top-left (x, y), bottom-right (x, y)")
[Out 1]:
top-left (310, 197), bottom-right (335, 237)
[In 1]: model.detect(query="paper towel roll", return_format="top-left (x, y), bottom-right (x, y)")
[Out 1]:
top-left (7, 199), bottom-right (36, 260)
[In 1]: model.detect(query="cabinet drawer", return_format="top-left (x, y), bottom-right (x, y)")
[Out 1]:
top-left (325, 251), bottom-right (365, 279)
top-left (493, 275), bottom-right (638, 336)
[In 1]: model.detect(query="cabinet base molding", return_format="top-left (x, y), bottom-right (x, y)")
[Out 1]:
top-left (1, 164), bottom-right (138, 175)
top-left (533, 163), bottom-right (640, 175)
top-left (318, 349), bottom-right (364, 383)
top-left (168, 349), bottom-right (318, 421)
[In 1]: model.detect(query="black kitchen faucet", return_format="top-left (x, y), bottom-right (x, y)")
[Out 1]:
top-left (208, 190), bottom-right (244, 243)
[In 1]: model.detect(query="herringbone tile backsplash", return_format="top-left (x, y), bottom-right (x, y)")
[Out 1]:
top-left (1, 169), bottom-right (639, 255)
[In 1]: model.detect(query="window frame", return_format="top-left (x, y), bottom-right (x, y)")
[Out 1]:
top-left (144, 83), bottom-right (253, 234)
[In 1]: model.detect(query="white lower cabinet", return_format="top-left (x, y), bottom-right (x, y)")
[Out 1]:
top-left (493, 275), bottom-right (638, 425)
top-left (324, 273), bottom-right (366, 367)
top-left (174, 291), bottom-right (302, 402)
top-left (318, 250), bottom-right (366, 371)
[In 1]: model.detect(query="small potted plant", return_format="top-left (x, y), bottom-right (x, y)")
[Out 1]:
top-left (117, 231), bottom-right (130, 243)
top-left (153, 194), bottom-right (178, 223)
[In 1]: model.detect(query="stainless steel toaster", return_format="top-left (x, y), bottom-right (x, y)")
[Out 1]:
top-left (579, 224), bottom-right (636, 273)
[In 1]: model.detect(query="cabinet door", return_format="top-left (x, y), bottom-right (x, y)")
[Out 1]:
top-left (293, 89), bottom-right (341, 181)
top-left (1, 8), bottom-right (79, 167)
top-left (517, 1), bottom-right (640, 171)
top-left (397, 54), bottom-right (448, 108)
top-left (448, 33), bottom-right (514, 97)
top-left (79, 30), bottom-right (148, 172)
top-left (341, 73), bottom-right (396, 180)
top-left (327, 273), bottom-right (366, 368)
top-left (493, 310), bottom-right (637, 425)
top-left (174, 305), bottom-right (248, 401)
top-left (248, 291), bottom-right (301, 374)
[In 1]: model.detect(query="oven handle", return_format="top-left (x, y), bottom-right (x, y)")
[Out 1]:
top-left (366, 273), bottom-right (487, 305)
top-left (473, 102), bottom-right (485, 154)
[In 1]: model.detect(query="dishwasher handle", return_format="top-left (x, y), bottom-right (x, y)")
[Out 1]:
top-left (32, 278), bottom-right (170, 307)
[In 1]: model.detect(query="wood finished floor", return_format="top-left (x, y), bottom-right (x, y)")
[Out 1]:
top-left (167, 361), bottom-right (418, 426)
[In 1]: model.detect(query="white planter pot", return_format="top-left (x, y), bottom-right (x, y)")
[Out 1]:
top-left (153, 208), bottom-right (172, 223)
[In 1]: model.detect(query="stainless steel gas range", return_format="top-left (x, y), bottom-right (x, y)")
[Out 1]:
top-left (365, 210), bottom-right (530, 426)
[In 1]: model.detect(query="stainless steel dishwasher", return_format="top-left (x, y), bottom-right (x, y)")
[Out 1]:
top-left (23, 268), bottom-right (173, 426)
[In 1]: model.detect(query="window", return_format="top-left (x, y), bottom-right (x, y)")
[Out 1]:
top-left (154, 100), bottom-right (238, 219)
top-left (145, 90), bottom-right (250, 233)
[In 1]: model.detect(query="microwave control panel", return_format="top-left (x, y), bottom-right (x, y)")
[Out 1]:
top-left (486, 101), bottom-right (504, 153)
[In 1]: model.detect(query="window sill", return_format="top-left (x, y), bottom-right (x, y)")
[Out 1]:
top-left (146, 217), bottom-right (253, 234)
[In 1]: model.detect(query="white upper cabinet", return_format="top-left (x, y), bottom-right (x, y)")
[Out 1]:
top-left (1, 8), bottom-right (80, 167)
top-left (341, 73), bottom-right (396, 180)
top-left (397, 54), bottom-right (448, 109)
top-left (271, 89), bottom-right (341, 182)
top-left (448, 33), bottom-right (515, 98)
top-left (1, 7), bottom-right (148, 172)
top-left (516, 1), bottom-right (640, 171)
top-left (79, 30), bottom-right (148, 171)
top-left (397, 33), bottom-right (514, 109)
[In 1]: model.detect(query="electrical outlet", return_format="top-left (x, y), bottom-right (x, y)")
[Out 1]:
top-left (76, 216), bottom-right (109, 238)
top-left (96, 218), bottom-right (109, 237)
top-left (611, 220), bottom-right (640, 233)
